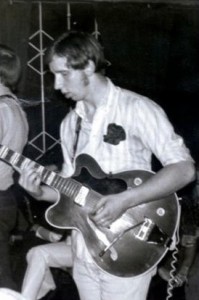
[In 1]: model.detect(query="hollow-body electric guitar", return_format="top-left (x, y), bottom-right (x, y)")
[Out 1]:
top-left (0, 144), bottom-right (180, 277)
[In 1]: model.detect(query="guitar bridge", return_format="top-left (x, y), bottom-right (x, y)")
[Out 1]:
top-left (136, 217), bottom-right (169, 246)
top-left (136, 218), bottom-right (154, 241)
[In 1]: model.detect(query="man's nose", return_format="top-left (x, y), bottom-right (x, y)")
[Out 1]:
top-left (54, 77), bottom-right (62, 90)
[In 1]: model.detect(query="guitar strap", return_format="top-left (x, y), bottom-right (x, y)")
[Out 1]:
top-left (0, 94), bottom-right (15, 100)
top-left (72, 115), bottom-right (82, 161)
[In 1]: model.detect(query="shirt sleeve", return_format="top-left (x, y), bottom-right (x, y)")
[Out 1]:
top-left (0, 108), bottom-right (4, 142)
top-left (134, 97), bottom-right (194, 166)
top-left (60, 111), bottom-right (78, 177)
top-left (0, 106), bottom-right (7, 170)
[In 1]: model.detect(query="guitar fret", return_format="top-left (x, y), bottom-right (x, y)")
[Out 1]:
top-left (0, 145), bottom-right (9, 159)
top-left (73, 185), bottom-right (81, 198)
top-left (53, 176), bottom-right (65, 191)
top-left (20, 157), bottom-right (32, 169)
top-left (62, 180), bottom-right (74, 197)
top-left (10, 152), bottom-right (21, 166)
top-left (6, 151), bottom-right (15, 163)
top-left (0, 146), bottom-right (13, 163)
top-left (61, 179), bottom-right (80, 199)
top-left (13, 154), bottom-right (26, 169)
top-left (60, 179), bottom-right (71, 194)
top-left (50, 174), bottom-right (60, 188)
top-left (68, 184), bottom-right (78, 198)
top-left (0, 146), bottom-right (29, 171)
top-left (45, 171), bottom-right (57, 186)
top-left (37, 165), bottom-right (45, 175)
top-left (41, 168), bottom-right (50, 182)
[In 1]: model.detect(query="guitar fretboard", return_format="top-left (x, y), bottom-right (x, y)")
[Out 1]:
top-left (0, 145), bottom-right (83, 201)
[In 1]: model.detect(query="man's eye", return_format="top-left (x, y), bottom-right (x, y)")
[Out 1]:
top-left (62, 72), bottom-right (69, 77)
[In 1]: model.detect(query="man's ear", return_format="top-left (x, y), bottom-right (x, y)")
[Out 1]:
top-left (85, 60), bottom-right (95, 76)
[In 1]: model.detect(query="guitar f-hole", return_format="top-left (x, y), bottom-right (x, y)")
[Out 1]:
top-left (136, 217), bottom-right (170, 246)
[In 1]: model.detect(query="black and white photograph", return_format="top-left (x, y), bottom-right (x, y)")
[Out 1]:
top-left (0, 1), bottom-right (198, 300)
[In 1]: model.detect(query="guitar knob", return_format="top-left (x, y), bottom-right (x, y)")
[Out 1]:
top-left (156, 208), bottom-right (165, 216)
top-left (134, 177), bottom-right (143, 186)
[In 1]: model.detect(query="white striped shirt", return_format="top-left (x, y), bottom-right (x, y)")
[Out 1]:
top-left (61, 79), bottom-right (193, 177)
top-left (0, 84), bottom-right (28, 190)
top-left (60, 79), bottom-right (193, 263)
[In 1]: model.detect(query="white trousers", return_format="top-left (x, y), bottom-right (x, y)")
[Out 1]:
top-left (0, 288), bottom-right (27, 300)
top-left (21, 241), bottom-right (73, 300)
top-left (73, 257), bottom-right (156, 300)
top-left (22, 239), bottom-right (156, 300)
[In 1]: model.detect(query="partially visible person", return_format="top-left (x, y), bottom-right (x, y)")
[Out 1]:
top-left (0, 45), bottom-right (29, 290)
top-left (21, 164), bottom-right (74, 300)
top-left (185, 239), bottom-right (199, 300)
top-left (18, 31), bottom-right (195, 300)
top-left (158, 233), bottom-right (196, 289)
top-left (0, 288), bottom-right (27, 300)
top-left (147, 185), bottom-right (198, 300)
top-left (21, 234), bottom-right (73, 300)
top-left (160, 192), bottom-right (197, 279)
top-left (183, 168), bottom-right (199, 300)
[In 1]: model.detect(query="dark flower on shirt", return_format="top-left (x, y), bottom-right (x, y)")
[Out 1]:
top-left (103, 123), bottom-right (126, 145)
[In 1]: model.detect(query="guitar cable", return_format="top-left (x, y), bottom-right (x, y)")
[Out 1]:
top-left (165, 244), bottom-right (179, 300)
top-left (165, 214), bottom-right (181, 300)
top-left (99, 221), bottom-right (144, 257)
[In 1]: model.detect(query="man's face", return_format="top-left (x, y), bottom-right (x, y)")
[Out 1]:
top-left (49, 55), bottom-right (89, 101)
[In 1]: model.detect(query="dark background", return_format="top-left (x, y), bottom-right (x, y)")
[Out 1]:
top-left (0, 1), bottom-right (198, 299)
top-left (0, 0), bottom-right (199, 165)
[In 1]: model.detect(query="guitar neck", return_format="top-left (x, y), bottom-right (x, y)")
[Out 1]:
top-left (0, 145), bottom-right (83, 200)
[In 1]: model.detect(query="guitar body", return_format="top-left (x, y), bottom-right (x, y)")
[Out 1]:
top-left (0, 144), bottom-right (180, 278)
top-left (46, 154), bottom-right (180, 277)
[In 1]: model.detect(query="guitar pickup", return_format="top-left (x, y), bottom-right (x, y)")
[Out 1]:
top-left (74, 186), bottom-right (89, 206)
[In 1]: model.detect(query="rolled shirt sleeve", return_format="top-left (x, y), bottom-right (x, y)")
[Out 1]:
top-left (133, 97), bottom-right (194, 167)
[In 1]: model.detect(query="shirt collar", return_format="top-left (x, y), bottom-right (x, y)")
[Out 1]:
top-left (75, 78), bottom-right (114, 120)
top-left (0, 83), bottom-right (12, 97)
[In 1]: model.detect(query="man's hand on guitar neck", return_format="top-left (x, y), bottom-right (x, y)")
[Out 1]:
top-left (19, 162), bottom-right (58, 203)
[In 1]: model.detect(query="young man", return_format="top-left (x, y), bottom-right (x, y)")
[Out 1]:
top-left (0, 45), bottom-right (29, 290)
top-left (19, 31), bottom-right (195, 300)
